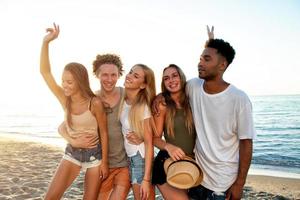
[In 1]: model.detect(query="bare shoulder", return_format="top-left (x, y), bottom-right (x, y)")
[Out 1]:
top-left (92, 96), bottom-right (104, 108)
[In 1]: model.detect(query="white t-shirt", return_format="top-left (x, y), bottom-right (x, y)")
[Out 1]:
top-left (187, 78), bottom-right (256, 192)
top-left (120, 102), bottom-right (151, 158)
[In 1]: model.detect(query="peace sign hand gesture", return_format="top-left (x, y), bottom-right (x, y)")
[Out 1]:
top-left (207, 25), bottom-right (214, 40)
top-left (43, 23), bottom-right (60, 43)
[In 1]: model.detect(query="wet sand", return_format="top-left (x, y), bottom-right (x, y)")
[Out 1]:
top-left (0, 136), bottom-right (299, 199)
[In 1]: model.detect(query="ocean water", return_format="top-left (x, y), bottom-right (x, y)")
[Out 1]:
top-left (0, 95), bottom-right (299, 176)
top-left (250, 95), bottom-right (300, 175)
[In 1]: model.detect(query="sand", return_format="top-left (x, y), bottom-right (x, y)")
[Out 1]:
top-left (0, 136), bottom-right (299, 200)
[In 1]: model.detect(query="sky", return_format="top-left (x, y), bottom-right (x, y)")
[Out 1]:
top-left (0, 0), bottom-right (300, 113)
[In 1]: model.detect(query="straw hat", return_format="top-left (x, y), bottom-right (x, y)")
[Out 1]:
top-left (164, 156), bottom-right (203, 189)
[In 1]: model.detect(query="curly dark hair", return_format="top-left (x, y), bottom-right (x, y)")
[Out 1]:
top-left (92, 54), bottom-right (124, 76)
top-left (206, 39), bottom-right (235, 66)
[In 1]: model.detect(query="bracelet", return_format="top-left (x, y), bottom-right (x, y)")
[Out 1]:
top-left (143, 178), bottom-right (151, 182)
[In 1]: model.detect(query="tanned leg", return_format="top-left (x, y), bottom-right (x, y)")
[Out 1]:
top-left (44, 159), bottom-right (81, 200)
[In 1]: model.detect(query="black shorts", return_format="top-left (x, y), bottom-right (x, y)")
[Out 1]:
top-left (151, 150), bottom-right (170, 185)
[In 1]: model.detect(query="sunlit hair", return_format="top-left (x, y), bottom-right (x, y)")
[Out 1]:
top-left (64, 62), bottom-right (95, 128)
top-left (92, 54), bottom-right (124, 77)
top-left (205, 39), bottom-right (236, 66)
top-left (161, 64), bottom-right (194, 137)
top-left (120, 64), bottom-right (157, 139)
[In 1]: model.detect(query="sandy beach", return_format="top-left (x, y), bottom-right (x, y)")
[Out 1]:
top-left (0, 136), bottom-right (299, 200)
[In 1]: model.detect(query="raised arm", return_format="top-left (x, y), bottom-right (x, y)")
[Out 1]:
top-left (40, 23), bottom-right (65, 107)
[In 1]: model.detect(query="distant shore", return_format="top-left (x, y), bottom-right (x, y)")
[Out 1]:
top-left (0, 135), bottom-right (299, 199)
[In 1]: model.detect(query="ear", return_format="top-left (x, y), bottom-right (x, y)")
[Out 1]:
top-left (219, 57), bottom-right (228, 71)
top-left (140, 83), bottom-right (146, 89)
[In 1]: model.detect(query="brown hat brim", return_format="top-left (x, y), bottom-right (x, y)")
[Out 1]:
top-left (164, 156), bottom-right (203, 189)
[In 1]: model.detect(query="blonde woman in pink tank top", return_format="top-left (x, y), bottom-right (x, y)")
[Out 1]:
top-left (40, 23), bottom-right (109, 200)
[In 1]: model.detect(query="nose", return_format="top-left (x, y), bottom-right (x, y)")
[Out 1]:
top-left (199, 58), bottom-right (206, 66)
top-left (107, 75), bottom-right (112, 82)
top-left (198, 62), bottom-right (202, 69)
top-left (62, 81), bottom-right (67, 88)
top-left (126, 73), bottom-right (132, 79)
top-left (198, 58), bottom-right (204, 66)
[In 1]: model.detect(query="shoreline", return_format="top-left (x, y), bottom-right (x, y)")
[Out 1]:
top-left (1, 132), bottom-right (299, 179)
top-left (249, 165), bottom-right (300, 179)
top-left (0, 135), bottom-right (299, 199)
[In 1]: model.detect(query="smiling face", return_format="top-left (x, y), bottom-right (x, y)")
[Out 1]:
top-left (96, 63), bottom-right (119, 93)
top-left (124, 66), bottom-right (146, 90)
top-left (62, 70), bottom-right (80, 96)
top-left (162, 67), bottom-right (181, 94)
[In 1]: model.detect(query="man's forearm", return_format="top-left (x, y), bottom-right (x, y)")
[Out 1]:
top-left (236, 139), bottom-right (253, 185)
top-left (58, 122), bottom-right (73, 144)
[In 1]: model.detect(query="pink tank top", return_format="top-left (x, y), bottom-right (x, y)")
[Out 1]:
top-left (66, 99), bottom-right (98, 139)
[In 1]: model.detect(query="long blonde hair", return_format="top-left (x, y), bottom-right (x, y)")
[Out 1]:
top-left (161, 64), bottom-right (194, 137)
top-left (121, 64), bottom-right (156, 139)
top-left (64, 62), bottom-right (95, 128)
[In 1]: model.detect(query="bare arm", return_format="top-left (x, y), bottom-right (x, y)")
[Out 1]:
top-left (58, 121), bottom-right (99, 148)
top-left (153, 103), bottom-right (185, 161)
top-left (226, 139), bottom-right (253, 200)
top-left (126, 132), bottom-right (143, 145)
top-left (40, 23), bottom-right (65, 107)
top-left (57, 121), bottom-right (73, 143)
top-left (140, 118), bottom-right (154, 200)
top-left (152, 103), bottom-right (165, 148)
top-left (92, 97), bottom-right (109, 179)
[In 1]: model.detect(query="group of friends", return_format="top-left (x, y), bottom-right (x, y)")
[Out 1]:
top-left (40, 23), bottom-right (256, 200)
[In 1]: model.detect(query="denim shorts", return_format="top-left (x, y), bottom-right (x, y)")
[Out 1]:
top-left (128, 151), bottom-right (145, 184)
top-left (63, 144), bottom-right (102, 170)
top-left (188, 185), bottom-right (226, 200)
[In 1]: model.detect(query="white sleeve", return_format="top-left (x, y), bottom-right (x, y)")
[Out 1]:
top-left (186, 78), bottom-right (201, 98)
top-left (144, 105), bottom-right (151, 119)
top-left (237, 95), bottom-right (256, 139)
